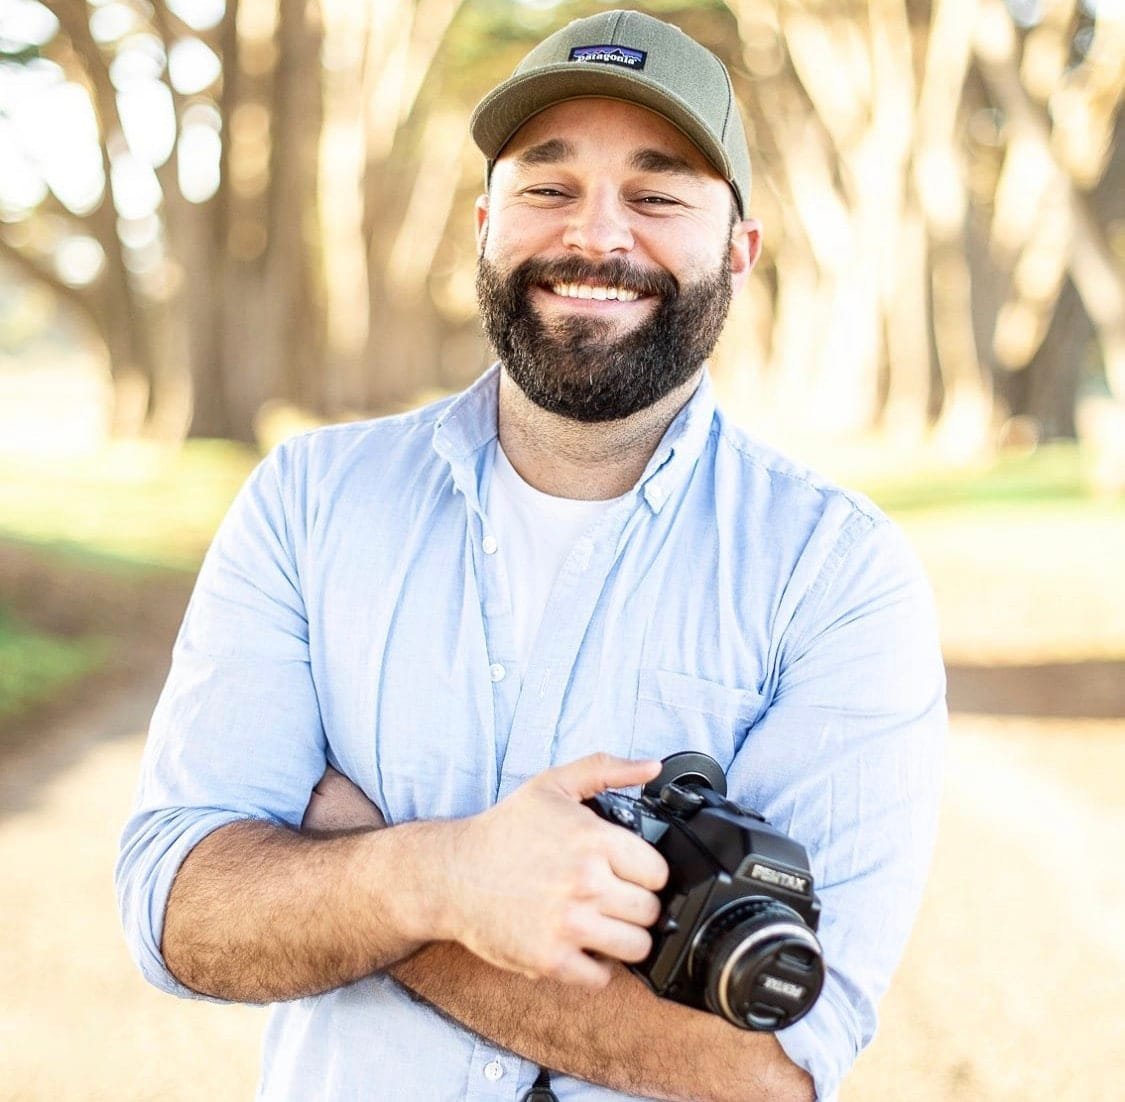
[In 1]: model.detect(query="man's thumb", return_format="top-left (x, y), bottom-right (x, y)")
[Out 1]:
top-left (548, 753), bottom-right (662, 801)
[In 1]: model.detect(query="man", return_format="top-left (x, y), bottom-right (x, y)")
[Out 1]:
top-left (117, 10), bottom-right (945, 1101)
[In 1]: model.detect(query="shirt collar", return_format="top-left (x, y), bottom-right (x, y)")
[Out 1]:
top-left (635, 369), bottom-right (716, 513)
top-left (432, 366), bottom-right (501, 516)
top-left (432, 364), bottom-right (717, 516)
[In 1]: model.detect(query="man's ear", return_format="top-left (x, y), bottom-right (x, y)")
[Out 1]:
top-left (475, 194), bottom-right (489, 254)
top-left (729, 218), bottom-right (763, 293)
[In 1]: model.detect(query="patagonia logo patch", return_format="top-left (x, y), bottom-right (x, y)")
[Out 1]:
top-left (568, 45), bottom-right (647, 70)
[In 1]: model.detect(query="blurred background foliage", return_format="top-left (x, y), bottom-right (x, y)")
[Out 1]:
top-left (0, 0), bottom-right (1123, 715)
top-left (0, 0), bottom-right (1121, 462)
top-left (0, 0), bottom-right (1121, 714)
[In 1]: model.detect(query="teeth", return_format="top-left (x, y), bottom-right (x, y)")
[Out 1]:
top-left (550, 283), bottom-right (640, 302)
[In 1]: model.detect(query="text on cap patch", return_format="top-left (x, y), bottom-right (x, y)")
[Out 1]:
top-left (569, 45), bottom-right (647, 70)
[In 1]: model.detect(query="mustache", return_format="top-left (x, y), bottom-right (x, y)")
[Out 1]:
top-left (508, 256), bottom-right (679, 299)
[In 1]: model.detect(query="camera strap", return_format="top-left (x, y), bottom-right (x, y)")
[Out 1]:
top-left (520, 1066), bottom-right (560, 1102)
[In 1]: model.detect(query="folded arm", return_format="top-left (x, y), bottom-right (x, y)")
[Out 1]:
top-left (393, 945), bottom-right (812, 1102)
top-left (160, 754), bottom-right (668, 1002)
top-left (302, 769), bottom-right (814, 1102)
top-left (161, 816), bottom-right (454, 1001)
top-left (117, 450), bottom-right (668, 1006)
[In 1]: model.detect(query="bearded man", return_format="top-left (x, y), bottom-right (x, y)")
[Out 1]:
top-left (118, 11), bottom-right (945, 1102)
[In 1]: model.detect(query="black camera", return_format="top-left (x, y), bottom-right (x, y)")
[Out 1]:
top-left (584, 752), bottom-right (824, 1031)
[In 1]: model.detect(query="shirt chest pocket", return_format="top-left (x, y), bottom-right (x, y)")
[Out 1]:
top-left (631, 669), bottom-right (764, 775)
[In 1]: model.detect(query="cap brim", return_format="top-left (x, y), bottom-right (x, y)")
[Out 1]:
top-left (470, 64), bottom-right (735, 187)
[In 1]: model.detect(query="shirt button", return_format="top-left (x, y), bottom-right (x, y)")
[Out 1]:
top-left (489, 663), bottom-right (506, 683)
top-left (482, 535), bottom-right (498, 554)
top-left (483, 1059), bottom-right (504, 1081)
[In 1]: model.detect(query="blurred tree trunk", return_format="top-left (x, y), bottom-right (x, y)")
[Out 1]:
top-left (7, 0), bottom-right (325, 443)
top-left (724, 0), bottom-right (1123, 451)
top-left (358, 0), bottom-right (467, 409)
top-left (176, 0), bottom-right (326, 440)
top-left (5, 0), bottom-right (1120, 446)
top-left (30, 0), bottom-right (164, 434)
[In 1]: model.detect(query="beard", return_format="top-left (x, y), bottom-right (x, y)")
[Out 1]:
top-left (476, 250), bottom-right (733, 423)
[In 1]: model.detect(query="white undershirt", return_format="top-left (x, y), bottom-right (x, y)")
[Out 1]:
top-left (486, 443), bottom-right (623, 662)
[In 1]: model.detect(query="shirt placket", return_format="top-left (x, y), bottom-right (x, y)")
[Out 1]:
top-left (470, 499), bottom-right (523, 770)
top-left (496, 499), bottom-right (641, 797)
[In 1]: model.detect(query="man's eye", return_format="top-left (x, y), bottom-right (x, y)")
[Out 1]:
top-left (634, 195), bottom-right (680, 207)
top-left (526, 187), bottom-right (568, 198)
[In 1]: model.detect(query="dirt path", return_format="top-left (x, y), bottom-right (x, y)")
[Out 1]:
top-left (0, 548), bottom-right (264, 1100)
top-left (844, 716), bottom-right (1125, 1101)
top-left (2, 550), bottom-right (1123, 1100)
top-left (0, 665), bottom-right (265, 1100)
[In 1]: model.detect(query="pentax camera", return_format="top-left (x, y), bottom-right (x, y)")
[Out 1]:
top-left (584, 752), bottom-right (825, 1031)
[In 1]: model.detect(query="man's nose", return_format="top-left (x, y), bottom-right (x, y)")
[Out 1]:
top-left (561, 189), bottom-right (634, 256)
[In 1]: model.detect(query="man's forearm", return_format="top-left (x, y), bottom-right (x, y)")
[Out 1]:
top-left (391, 943), bottom-right (814, 1102)
top-left (163, 754), bottom-right (668, 1004)
top-left (162, 818), bottom-right (455, 1002)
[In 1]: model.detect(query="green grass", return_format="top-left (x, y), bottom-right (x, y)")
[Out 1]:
top-left (852, 442), bottom-right (1125, 663)
top-left (860, 441), bottom-right (1094, 516)
top-left (0, 438), bottom-right (260, 573)
top-left (0, 438), bottom-right (258, 724)
top-left (0, 608), bottom-right (107, 720)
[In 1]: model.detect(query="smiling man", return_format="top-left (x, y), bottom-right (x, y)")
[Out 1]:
top-left (117, 11), bottom-right (946, 1102)
top-left (476, 97), bottom-right (749, 430)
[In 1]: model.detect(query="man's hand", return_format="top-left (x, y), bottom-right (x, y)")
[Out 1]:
top-left (442, 754), bottom-right (667, 986)
top-left (302, 755), bottom-right (666, 988)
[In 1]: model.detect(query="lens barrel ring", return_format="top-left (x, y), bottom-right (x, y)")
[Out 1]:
top-left (712, 919), bottom-right (822, 1029)
top-left (691, 899), bottom-right (824, 1030)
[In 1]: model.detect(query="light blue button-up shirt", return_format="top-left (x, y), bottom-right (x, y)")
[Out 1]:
top-left (117, 366), bottom-right (945, 1101)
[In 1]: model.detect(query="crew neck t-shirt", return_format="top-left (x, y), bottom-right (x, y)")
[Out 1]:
top-left (486, 443), bottom-right (623, 662)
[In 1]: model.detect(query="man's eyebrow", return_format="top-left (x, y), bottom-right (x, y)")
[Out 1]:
top-left (515, 139), bottom-right (575, 166)
top-left (512, 142), bottom-right (704, 177)
top-left (630, 148), bottom-right (703, 177)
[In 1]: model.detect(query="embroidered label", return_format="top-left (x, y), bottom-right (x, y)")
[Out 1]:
top-left (568, 45), bottom-right (647, 70)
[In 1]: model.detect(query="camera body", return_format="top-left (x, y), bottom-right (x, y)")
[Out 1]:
top-left (584, 753), bottom-right (824, 1031)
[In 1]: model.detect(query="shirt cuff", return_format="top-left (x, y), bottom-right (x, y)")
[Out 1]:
top-left (775, 981), bottom-right (862, 1101)
top-left (116, 807), bottom-right (267, 1002)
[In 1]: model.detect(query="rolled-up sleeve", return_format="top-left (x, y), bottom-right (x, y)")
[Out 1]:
top-left (115, 441), bottom-right (328, 997)
top-left (727, 507), bottom-right (947, 1099)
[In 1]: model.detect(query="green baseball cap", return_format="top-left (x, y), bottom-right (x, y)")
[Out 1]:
top-left (471, 9), bottom-right (752, 214)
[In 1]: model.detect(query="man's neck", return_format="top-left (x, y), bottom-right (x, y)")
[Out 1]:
top-left (496, 368), bottom-right (704, 500)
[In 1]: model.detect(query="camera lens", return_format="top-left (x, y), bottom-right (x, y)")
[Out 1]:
top-left (691, 900), bottom-right (824, 1031)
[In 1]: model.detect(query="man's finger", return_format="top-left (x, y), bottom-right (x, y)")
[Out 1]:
top-left (603, 824), bottom-right (669, 891)
top-left (568, 910), bottom-right (653, 964)
top-left (545, 753), bottom-right (662, 801)
top-left (549, 950), bottom-right (614, 988)
top-left (599, 880), bottom-right (663, 928)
